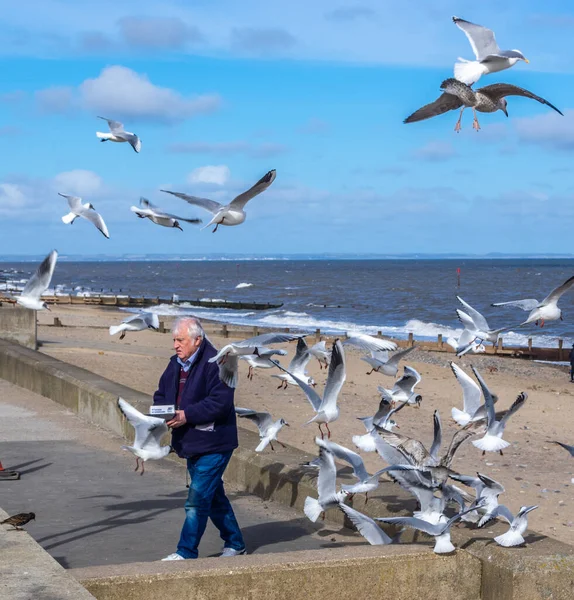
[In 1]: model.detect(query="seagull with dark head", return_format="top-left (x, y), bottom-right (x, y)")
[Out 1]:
top-left (130, 197), bottom-right (202, 231)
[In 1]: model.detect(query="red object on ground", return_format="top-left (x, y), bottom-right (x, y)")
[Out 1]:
top-left (0, 461), bottom-right (4, 471)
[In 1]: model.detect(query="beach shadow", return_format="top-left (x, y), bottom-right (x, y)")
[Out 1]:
top-left (19, 462), bottom-right (52, 476)
top-left (3, 459), bottom-right (44, 471)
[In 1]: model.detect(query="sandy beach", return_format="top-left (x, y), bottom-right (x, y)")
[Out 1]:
top-left (36, 305), bottom-right (574, 546)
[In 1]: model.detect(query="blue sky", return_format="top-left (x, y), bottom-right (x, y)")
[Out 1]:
top-left (1, 0), bottom-right (574, 256)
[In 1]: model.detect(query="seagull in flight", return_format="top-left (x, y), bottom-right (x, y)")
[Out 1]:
top-left (96, 117), bottom-right (141, 153)
top-left (15, 250), bottom-right (58, 311)
top-left (405, 78), bottom-right (562, 132)
top-left (131, 198), bottom-right (202, 231)
top-left (361, 346), bottom-right (416, 376)
top-left (235, 407), bottom-right (289, 452)
top-left (472, 374), bottom-right (527, 455)
top-left (271, 336), bottom-right (315, 389)
top-left (161, 169), bottom-right (276, 232)
top-left (491, 275), bottom-right (574, 327)
top-left (309, 340), bottom-right (331, 370)
top-left (450, 363), bottom-right (498, 427)
top-left (456, 296), bottom-right (508, 346)
top-left (117, 397), bottom-right (172, 475)
top-left (276, 340), bottom-right (346, 439)
top-left (109, 312), bottom-right (160, 340)
top-left (338, 503), bottom-right (396, 545)
top-left (58, 193), bottom-right (110, 239)
top-left (210, 332), bottom-right (299, 388)
top-left (378, 366), bottom-right (422, 408)
top-left (494, 505), bottom-right (538, 547)
top-left (452, 16), bottom-right (529, 85)
top-left (342, 332), bottom-right (397, 353)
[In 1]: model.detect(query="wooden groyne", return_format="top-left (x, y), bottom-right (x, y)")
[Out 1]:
top-left (0, 294), bottom-right (282, 311)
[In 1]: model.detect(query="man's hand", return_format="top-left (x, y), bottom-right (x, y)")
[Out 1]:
top-left (167, 410), bottom-right (187, 429)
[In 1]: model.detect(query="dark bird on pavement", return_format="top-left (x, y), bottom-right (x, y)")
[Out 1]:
top-left (1, 512), bottom-right (35, 530)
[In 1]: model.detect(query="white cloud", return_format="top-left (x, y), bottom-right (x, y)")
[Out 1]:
top-left (188, 165), bottom-right (231, 185)
top-left (230, 27), bottom-right (296, 55)
top-left (34, 66), bottom-right (221, 123)
top-left (53, 170), bottom-right (103, 196)
top-left (168, 140), bottom-right (288, 158)
top-left (514, 109), bottom-right (574, 151)
top-left (324, 6), bottom-right (377, 22)
top-left (0, 184), bottom-right (26, 210)
top-left (79, 66), bottom-right (221, 122)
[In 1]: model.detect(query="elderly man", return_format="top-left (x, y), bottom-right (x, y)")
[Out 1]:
top-left (155, 316), bottom-right (245, 560)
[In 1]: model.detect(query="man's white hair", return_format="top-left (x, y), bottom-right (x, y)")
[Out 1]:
top-left (173, 316), bottom-right (204, 339)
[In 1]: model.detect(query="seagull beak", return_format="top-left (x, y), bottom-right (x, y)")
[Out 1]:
top-left (285, 423), bottom-right (290, 427)
top-left (502, 108), bottom-right (508, 117)
top-left (524, 58), bottom-right (530, 63)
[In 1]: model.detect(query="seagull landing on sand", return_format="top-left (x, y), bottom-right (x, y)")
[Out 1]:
top-left (161, 169), bottom-right (276, 233)
top-left (491, 275), bottom-right (574, 327)
top-left (405, 78), bottom-right (563, 132)
top-left (109, 312), bottom-right (160, 340)
top-left (130, 198), bottom-right (202, 231)
top-left (452, 16), bottom-right (529, 85)
top-left (59, 193), bottom-right (110, 239)
top-left (96, 117), bottom-right (141, 153)
top-left (15, 250), bottom-right (57, 311)
top-left (235, 407), bottom-right (289, 452)
top-left (117, 398), bottom-right (171, 475)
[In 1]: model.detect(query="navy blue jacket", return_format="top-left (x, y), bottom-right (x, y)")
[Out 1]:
top-left (153, 337), bottom-right (238, 457)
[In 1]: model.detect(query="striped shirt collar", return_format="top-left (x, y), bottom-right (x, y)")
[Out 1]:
top-left (176, 350), bottom-right (199, 372)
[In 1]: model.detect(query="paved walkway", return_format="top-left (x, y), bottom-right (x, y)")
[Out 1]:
top-left (0, 380), bottom-right (354, 569)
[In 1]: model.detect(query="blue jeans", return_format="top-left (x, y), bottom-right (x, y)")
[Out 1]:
top-left (176, 451), bottom-right (245, 559)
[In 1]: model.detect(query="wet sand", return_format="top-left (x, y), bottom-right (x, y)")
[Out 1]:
top-left (36, 305), bottom-right (574, 545)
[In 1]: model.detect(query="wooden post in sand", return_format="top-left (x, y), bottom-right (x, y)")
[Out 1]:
top-left (377, 330), bottom-right (382, 338)
top-left (53, 317), bottom-right (62, 327)
top-left (252, 326), bottom-right (259, 337)
top-left (408, 333), bottom-right (414, 347)
top-left (315, 328), bottom-right (321, 342)
top-left (437, 334), bottom-right (443, 349)
top-left (158, 321), bottom-right (165, 334)
top-left (559, 338), bottom-right (564, 361)
top-left (497, 337), bottom-right (503, 352)
top-left (222, 324), bottom-right (228, 338)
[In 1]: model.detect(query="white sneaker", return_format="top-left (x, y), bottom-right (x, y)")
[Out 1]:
top-left (161, 553), bottom-right (185, 561)
top-left (219, 547), bottom-right (246, 557)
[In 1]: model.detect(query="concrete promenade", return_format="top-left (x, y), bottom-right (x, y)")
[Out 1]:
top-left (0, 379), bottom-right (354, 570)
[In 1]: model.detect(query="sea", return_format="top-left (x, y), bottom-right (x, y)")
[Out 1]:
top-left (2, 257), bottom-right (574, 349)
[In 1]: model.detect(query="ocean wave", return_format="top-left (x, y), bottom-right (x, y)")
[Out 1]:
top-left (235, 282), bottom-right (253, 289)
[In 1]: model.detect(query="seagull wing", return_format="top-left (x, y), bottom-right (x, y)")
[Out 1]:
top-left (118, 397), bottom-right (167, 450)
top-left (540, 275), bottom-right (574, 306)
top-left (235, 407), bottom-right (273, 434)
top-left (499, 392), bottom-right (527, 428)
top-left (288, 337), bottom-right (312, 374)
top-left (490, 299), bottom-right (539, 311)
top-left (316, 437), bottom-right (368, 481)
top-left (457, 296), bottom-right (490, 332)
top-left (471, 367), bottom-right (496, 427)
top-left (452, 17), bottom-right (500, 61)
top-left (404, 93), bottom-right (464, 124)
top-left (120, 133), bottom-right (141, 153)
top-left (442, 428), bottom-right (473, 468)
top-left (320, 340), bottom-right (346, 413)
top-left (429, 410), bottom-right (442, 461)
top-left (375, 515), bottom-right (442, 537)
top-left (235, 332), bottom-right (301, 348)
top-left (98, 116), bottom-right (124, 134)
top-left (478, 84), bottom-right (563, 116)
top-left (551, 441), bottom-right (574, 457)
top-left (316, 447), bottom-right (338, 501)
top-left (339, 504), bottom-right (392, 545)
top-left (139, 197), bottom-right (159, 211)
top-left (450, 362), bottom-right (481, 417)
top-left (384, 346), bottom-right (416, 369)
top-left (456, 309), bottom-right (477, 332)
top-left (21, 250), bottom-right (58, 299)
top-left (228, 169), bottom-right (276, 210)
top-left (160, 190), bottom-right (222, 214)
top-left (274, 361), bottom-right (323, 411)
top-left (142, 312), bottom-right (160, 329)
top-left (159, 211), bottom-right (203, 224)
top-left (393, 366), bottom-right (421, 395)
top-left (81, 208), bottom-right (110, 238)
top-left (342, 333), bottom-right (397, 353)
top-left (58, 192), bottom-right (83, 212)
top-left (375, 428), bottom-right (430, 466)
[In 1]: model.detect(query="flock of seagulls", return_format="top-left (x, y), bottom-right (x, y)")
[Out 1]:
top-left (113, 320), bottom-right (555, 555)
top-left (405, 16), bottom-right (563, 131)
